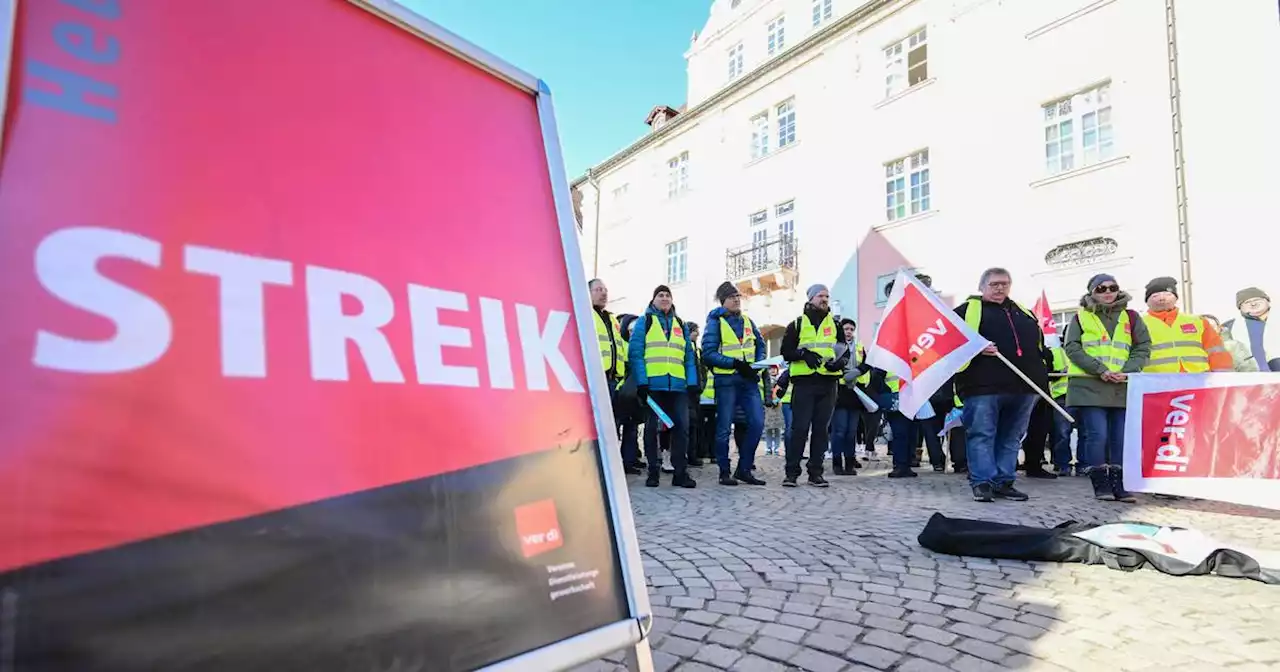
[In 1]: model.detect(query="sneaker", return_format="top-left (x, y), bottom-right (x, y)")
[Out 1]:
top-left (851, 459), bottom-right (864, 469)
top-left (1053, 466), bottom-right (1073, 478)
top-left (807, 474), bottom-right (829, 488)
top-left (972, 483), bottom-right (995, 502)
top-left (1025, 469), bottom-right (1058, 480)
top-left (735, 472), bottom-right (767, 486)
top-left (661, 465), bottom-right (675, 474)
top-left (634, 460), bottom-right (648, 470)
top-left (933, 466), bottom-right (946, 473)
top-left (887, 469), bottom-right (918, 479)
top-left (673, 473), bottom-right (697, 489)
top-left (782, 476), bottom-right (799, 488)
top-left (624, 464), bottom-right (643, 476)
top-left (993, 483), bottom-right (1029, 501)
top-left (687, 458), bottom-right (704, 467)
top-left (645, 473), bottom-right (660, 488)
top-left (719, 474), bottom-right (739, 486)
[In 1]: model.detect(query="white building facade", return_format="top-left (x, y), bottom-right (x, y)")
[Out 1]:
top-left (575, 0), bottom-right (1280, 347)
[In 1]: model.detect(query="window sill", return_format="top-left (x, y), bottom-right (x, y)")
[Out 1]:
top-left (874, 209), bottom-right (938, 232)
top-left (1030, 155), bottom-right (1130, 188)
top-left (874, 78), bottom-right (937, 110)
top-left (746, 140), bottom-right (800, 168)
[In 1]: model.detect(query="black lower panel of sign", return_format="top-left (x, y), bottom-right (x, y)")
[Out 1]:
top-left (2, 442), bottom-right (628, 671)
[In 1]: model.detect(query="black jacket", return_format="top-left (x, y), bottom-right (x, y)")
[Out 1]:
top-left (954, 297), bottom-right (1049, 398)
top-left (781, 304), bottom-right (835, 382)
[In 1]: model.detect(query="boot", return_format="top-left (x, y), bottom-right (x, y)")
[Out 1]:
top-left (1109, 466), bottom-right (1136, 503)
top-left (672, 472), bottom-right (697, 489)
top-left (645, 471), bottom-right (660, 488)
top-left (719, 472), bottom-right (739, 486)
top-left (832, 454), bottom-right (844, 476)
top-left (1089, 468), bottom-right (1113, 500)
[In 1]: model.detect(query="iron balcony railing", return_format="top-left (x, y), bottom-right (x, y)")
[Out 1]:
top-left (725, 235), bottom-right (798, 281)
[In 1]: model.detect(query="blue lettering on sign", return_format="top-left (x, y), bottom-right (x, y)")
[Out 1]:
top-left (24, 61), bottom-right (118, 123)
top-left (60, 0), bottom-right (121, 20)
top-left (53, 22), bottom-right (120, 65)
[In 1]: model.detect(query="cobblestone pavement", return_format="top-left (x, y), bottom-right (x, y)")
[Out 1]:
top-left (578, 453), bottom-right (1280, 672)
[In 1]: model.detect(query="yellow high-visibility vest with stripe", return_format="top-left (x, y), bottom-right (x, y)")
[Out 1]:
top-left (1142, 313), bottom-right (1212, 373)
top-left (790, 313), bottom-right (841, 377)
top-left (886, 372), bottom-right (901, 392)
top-left (779, 382), bottom-right (792, 403)
top-left (712, 315), bottom-right (756, 375)
top-left (853, 343), bottom-right (871, 385)
top-left (702, 372), bottom-right (716, 401)
top-left (1068, 310), bottom-right (1132, 378)
top-left (644, 315), bottom-right (687, 380)
top-left (1049, 346), bottom-right (1069, 397)
top-left (592, 309), bottom-right (626, 379)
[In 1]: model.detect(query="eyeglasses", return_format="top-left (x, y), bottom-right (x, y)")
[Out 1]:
top-left (1093, 285), bottom-right (1119, 294)
top-left (986, 281), bottom-right (1010, 288)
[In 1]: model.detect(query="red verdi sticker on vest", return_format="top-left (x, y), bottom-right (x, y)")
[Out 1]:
top-left (673, 326), bottom-right (683, 337)
top-left (1181, 323), bottom-right (1198, 334)
top-left (823, 326), bottom-right (833, 336)
top-left (1125, 321), bottom-right (1132, 333)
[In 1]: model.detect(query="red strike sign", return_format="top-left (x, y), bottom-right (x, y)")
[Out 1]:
top-left (1140, 384), bottom-right (1280, 479)
top-left (0, 0), bottom-right (595, 572)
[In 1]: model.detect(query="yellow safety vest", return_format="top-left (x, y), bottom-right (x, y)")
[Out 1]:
top-left (886, 372), bottom-right (901, 392)
top-left (712, 315), bottom-right (756, 375)
top-left (1142, 313), bottom-right (1210, 373)
top-left (956, 298), bottom-right (1040, 373)
top-left (1068, 310), bottom-right (1132, 377)
top-left (643, 314), bottom-right (687, 380)
top-left (592, 309), bottom-right (626, 380)
top-left (790, 313), bottom-right (841, 377)
top-left (854, 343), bottom-right (871, 385)
top-left (779, 382), bottom-right (792, 403)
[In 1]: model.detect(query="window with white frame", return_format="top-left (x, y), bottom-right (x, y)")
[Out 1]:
top-left (667, 152), bottom-right (689, 198)
top-left (1043, 82), bottom-right (1113, 175)
top-left (749, 210), bottom-right (769, 267)
top-left (812, 0), bottom-right (833, 27)
top-left (776, 200), bottom-right (797, 265)
top-left (884, 28), bottom-right (928, 98)
top-left (665, 238), bottom-right (688, 284)
top-left (768, 16), bottom-right (786, 56)
top-left (727, 42), bottom-right (744, 80)
top-left (884, 149), bottom-right (930, 222)
top-left (750, 113), bottom-right (770, 160)
top-left (776, 99), bottom-right (797, 148)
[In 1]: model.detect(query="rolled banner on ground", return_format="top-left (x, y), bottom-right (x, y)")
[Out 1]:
top-left (751, 355), bottom-right (785, 369)
top-left (647, 397), bottom-right (675, 429)
top-left (854, 387), bottom-right (879, 413)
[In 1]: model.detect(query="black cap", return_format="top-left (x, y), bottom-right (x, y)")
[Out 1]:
top-left (652, 284), bottom-right (672, 300)
top-left (1145, 277), bottom-right (1179, 302)
top-left (715, 281), bottom-right (740, 304)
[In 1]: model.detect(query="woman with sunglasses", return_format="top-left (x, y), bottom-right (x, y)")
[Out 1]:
top-left (1062, 274), bottom-right (1153, 502)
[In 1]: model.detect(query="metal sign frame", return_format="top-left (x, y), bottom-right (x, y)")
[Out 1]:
top-left (0, 1), bottom-right (653, 669)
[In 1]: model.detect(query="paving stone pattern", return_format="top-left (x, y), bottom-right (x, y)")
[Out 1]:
top-left (576, 455), bottom-right (1280, 672)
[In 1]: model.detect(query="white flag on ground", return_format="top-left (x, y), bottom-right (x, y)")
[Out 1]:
top-left (865, 269), bottom-right (989, 419)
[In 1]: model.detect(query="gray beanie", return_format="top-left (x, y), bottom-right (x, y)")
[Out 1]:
top-left (806, 284), bottom-right (828, 301)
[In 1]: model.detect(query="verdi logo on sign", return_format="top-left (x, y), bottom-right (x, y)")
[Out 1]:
top-left (515, 498), bottom-right (564, 558)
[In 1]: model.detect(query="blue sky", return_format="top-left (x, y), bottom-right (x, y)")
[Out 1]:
top-left (400, 1), bottom-right (710, 178)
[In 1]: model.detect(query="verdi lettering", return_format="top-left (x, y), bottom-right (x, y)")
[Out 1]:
top-left (907, 318), bottom-right (948, 358)
top-left (31, 226), bottom-right (584, 393)
top-left (1153, 393), bottom-right (1194, 473)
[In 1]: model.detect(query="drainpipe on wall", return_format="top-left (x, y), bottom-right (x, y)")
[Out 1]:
top-left (587, 168), bottom-right (602, 278)
top-left (1164, 0), bottom-right (1194, 311)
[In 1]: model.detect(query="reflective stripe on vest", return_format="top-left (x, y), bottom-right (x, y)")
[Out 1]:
top-left (886, 372), bottom-right (901, 392)
top-left (790, 313), bottom-right (841, 377)
top-left (1142, 313), bottom-right (1210, 373)
top-left (644, 314), bottom-right (687, 380)
top-left (1050, 378), bottom-right (1068, 398)
top-left (702, 372), bottom-right (716, 401)
top-left (1067, 310), bottom-right (1132, 374)
top-left (712, 315), bottom-right (756, 375)
top-left (592, 309), bottom-right (626, 378)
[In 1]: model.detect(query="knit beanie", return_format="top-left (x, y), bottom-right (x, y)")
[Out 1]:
top-left (1236, 286), bottom-right (1270, 307)
top-left (715, 281), bottom-right (740, 304)
top-left (1087, 273), bottom-right (1117, 292)
top-left (806, 283), bottom-right (828, 301)
top-left (1144, 277), bottom-right (1179, 302)
top-left (652, 284), bottom-right (672, 300)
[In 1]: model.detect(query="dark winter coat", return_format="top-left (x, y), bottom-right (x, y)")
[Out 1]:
top-left (954, 296), bottom-right (1049, 399)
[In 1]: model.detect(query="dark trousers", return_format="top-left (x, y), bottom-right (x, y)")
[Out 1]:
top-left (948, 427), bottom-right (968, 470)
top-left (644, 391), bottom-right (690, 476)
top-left (919, 416), bottom-right (945, 468)
top-left (860, 411), bottom-right (883, 452)
top-left (698, 405), bottom-right (718, 460)
top-left (1020, 398), bottom-right (1052, 471)
top-left (784, 378), bottom-right (837, 478)
top-left (610, 385), bottom-right (640, 465)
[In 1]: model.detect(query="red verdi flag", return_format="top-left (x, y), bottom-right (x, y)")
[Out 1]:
top-left (866, 269), bottom-right (989, 418)
top-left (1033, 290), bottom-right (1060, 348)
top-left (1123, 372), bottom-right (1280, 510)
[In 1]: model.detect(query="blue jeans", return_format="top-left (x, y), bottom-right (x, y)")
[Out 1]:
top-left (887, 412), bottom-right (918, 470)
top-left (714, 379), bottom-right (764, 475)
top-left (1050, 402), bottom-right (1075, 471)
top-left (961, 394), bottom-right (1037, 487)
top-left (829, 407), bottom-right (860, 465)
top-left (782, 403), bottom-right (793, 447)
top-left (1076, 406), bottom-right (1125, 471)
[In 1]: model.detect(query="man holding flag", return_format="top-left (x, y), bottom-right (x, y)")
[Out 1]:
top-left (865, 270), bottom-right (989, 484)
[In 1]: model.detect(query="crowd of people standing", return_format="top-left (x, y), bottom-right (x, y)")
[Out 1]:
top-left (589, 268), bottom-right (1276, 503)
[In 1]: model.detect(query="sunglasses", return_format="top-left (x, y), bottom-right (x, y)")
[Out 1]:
top-left (1093, 285), bottom-right (1120, 294)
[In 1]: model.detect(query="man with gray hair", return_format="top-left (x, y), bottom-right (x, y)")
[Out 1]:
top-left (954, 268), bottom-right (1050, 503)
top-left (779, 284), bottom-right (847, 487)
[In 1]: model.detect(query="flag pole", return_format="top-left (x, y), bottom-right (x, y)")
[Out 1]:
top-left (992, 351), bottom-right (1075, 423)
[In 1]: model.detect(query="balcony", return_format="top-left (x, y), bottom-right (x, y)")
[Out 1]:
top-left (725, 235), bottom-right (799, 295)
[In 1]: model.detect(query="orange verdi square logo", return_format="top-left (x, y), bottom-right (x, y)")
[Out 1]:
top-left (514, 498), bottom-right (564, 558)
